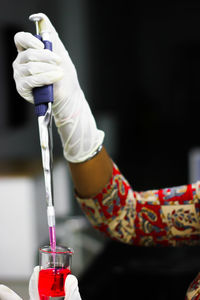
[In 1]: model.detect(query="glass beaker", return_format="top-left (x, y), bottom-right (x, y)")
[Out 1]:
top-left (38, 245), bottom-right (74, 300)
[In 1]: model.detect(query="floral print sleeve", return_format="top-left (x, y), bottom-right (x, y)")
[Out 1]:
top-left (185, 273), bottom-right (200, 299)
top-left (76, 162), bottom-right (200, 247)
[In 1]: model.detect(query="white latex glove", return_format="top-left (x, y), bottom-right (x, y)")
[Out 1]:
top-left (0, 285), bottom-right (22, 300)
top-left (29, 266), bottom-right (82, 300)
top-left (0, 266), bottom-right (82, 300)
top-left (12, 12), bottom-right (104, 163)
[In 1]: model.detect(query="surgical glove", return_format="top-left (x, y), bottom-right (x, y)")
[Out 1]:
top-left (0, 267), bottom-right (82, 300)
top-left (29, 266), bottom-right (82, 300)
top-left (12, 12), bottom-right (104, 163)
top-left (0, 285), bottom-right (22, 300)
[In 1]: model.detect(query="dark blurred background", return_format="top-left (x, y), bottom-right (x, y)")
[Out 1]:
top-left (1, 0), bottom-right (200, 299)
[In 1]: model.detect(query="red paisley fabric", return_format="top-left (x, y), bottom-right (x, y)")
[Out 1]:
top-left (76, 162), bottom-right (200, 298)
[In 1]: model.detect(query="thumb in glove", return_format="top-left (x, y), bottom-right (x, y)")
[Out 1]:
top-left (29, 266), bottom-right (82, 300)
top-left (0, 285), bottom-right (22, 300)
top-left (64, 275), bottom-right (82, 300)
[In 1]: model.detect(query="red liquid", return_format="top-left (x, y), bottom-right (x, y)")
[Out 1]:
top-left (38, 268), bottom-right (71, 299)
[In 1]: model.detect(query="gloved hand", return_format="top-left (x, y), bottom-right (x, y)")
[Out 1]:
top-left (0, 266), bottom-right (82, 300)
top-left (12, 12), bottom-right (104, 163)
top-left (0, 285), bottom-right (22, 300)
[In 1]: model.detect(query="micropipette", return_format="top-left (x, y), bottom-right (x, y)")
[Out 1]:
top-left (29, 14), bottom-right (56, 252)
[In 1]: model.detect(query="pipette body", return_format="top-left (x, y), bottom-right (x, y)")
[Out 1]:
top-left (29, 14), bottom-right (56, 252)
top-left (38, 104), bottom-right (56, 251)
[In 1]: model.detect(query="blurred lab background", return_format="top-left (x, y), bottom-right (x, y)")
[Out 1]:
top-left (1, 0), bottom-right (200, 299)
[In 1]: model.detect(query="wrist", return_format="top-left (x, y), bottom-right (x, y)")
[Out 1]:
top-left (54, 89), bottom-right (105, 163)
top-left (59, 126), bottom-right (105, 163)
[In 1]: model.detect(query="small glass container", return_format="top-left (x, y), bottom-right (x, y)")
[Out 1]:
top-left (38, 245), bottom-right (74, 300)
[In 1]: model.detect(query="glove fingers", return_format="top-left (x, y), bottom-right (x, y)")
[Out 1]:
top-left (0, 285), bottom-right (22, 300)
top-left (25, 69), bottom-right (63, 87)
top-left (16, 61), bottom-right (63, 77)
top-left (14, 32), bottom-right (44, 52)
top-left (15, 48), bottom-right (61, 65)
top-left (65, 275), bottom-right (82, 300)
top-left (14, 69), bottom-right (63, 102)
top-left (29, 266), bottom-right (40, 300)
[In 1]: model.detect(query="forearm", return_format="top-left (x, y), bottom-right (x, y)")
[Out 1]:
top-left (76, 162), bottom-right (200, 246)
top-left (68, 146), bottom-right (113, 198)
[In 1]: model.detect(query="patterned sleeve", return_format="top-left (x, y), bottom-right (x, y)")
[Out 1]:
top-left (76, 162), bottom-right (200, 246)
top-left (185, 273), bottom-right (200, 299)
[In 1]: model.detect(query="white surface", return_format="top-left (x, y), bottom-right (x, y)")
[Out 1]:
top-left (53, 160), bottom-right (72, 217)
top-left (0, 159), bottom-right (72, 281)
top-left (0, 177), bottom-right (37, 280)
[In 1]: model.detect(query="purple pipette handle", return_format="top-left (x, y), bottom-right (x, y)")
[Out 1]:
top-left (33, 34), bottom-right (53, 116)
